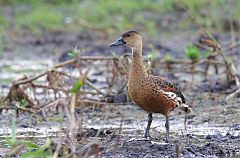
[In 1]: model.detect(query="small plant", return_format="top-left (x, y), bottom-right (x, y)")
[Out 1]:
top-left (164, 54), bottom-right (175, 70)
top-left (6, 110), bottom-right (53, 157)
top-left (111, 51), bottom-right (119, 59)
top-left (185, 45), bottom-right (201, 87)
top-left (185, 45), bottom-right (200, 62)
top-left (68, 47), bottom-right (83, 57)
top-left (19, 139), bottom-right (52, 158)
top-left (148, 44), bottom-right (158, 61)
top-left (164, 54), bottom-right (174, 64)
top-left (20, 98), bottom-right (30, 108)
top-left (71, 80), bottom-right (85, 93)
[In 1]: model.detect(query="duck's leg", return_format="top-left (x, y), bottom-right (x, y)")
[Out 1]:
top-left (144, 113), bottom-right (152, 138)
top-left (165, 116), bottom-right (170, 143)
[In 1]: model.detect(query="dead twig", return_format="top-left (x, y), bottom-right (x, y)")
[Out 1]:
top-left (226, 87), bottom-right (240, 100)
top-left (190, 13), bottom-right (240, 90)
top-left (39, 98), bottom-right (66, 111)
top-left (12, 56), bottom-right (119, 87)
top-left (78, 142), bottom-right (101, 158)
top-left (12, 71), bottom-right (49, 86)
top-left (52, 139), bottom-right (62, 158)
top-left (47, 70), bottom-right (105, 95)
top-left (85, 80), bottom-right (105, 95)
top-left (223, 40), bottom-right (240, 52)
top-left (15, 103), bottom-right (37, 112)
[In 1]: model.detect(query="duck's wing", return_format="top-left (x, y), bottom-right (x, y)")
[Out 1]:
top-left (149, 75), bottom-right (190, 113)
top-left (149, 75), bottom-right (185, 103)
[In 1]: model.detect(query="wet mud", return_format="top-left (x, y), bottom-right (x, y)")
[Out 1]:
top-left (0, 30), bottom-right (240, 157)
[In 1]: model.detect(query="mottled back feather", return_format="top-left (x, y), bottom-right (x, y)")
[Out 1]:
top-left (148, 75), bottom-right (186, 103)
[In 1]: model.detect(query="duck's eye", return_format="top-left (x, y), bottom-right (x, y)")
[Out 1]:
top-left (126, 34), bottom-right (131, 37)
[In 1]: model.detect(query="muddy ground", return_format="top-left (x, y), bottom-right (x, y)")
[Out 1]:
top-left (0, 29), bottom-right (240, 158)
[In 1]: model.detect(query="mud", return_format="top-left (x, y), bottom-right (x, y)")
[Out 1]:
top-left (0, 93), bottom-right (240, 157)
top-left (0, 27), bottom-right (240, 157)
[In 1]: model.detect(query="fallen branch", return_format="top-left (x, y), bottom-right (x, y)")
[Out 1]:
top-left (13, 72), bottom-right (48, 86)
top-left (15, 103), bottom-right (37, 112)
top-left (226, 88), bottom-right (240, 100)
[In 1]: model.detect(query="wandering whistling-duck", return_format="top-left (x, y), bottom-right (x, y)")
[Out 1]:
top-left (110, 31), bottom-right (191, 142)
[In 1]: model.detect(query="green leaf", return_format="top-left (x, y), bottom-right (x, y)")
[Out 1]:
top-left (19, 149), bottom-right (50, 158)
top-left (19, 140), bottom-right (39, 149)
top-left (71, 80), bottom-right (84, 93)
top-left (20, 98), bottom-right (30, 108)
top-left (20, 139), bottom-right (52, 158)
top-left (185, 45), bottom-right (200, 61)
top-left (68, 47), bottom-right (84, 57)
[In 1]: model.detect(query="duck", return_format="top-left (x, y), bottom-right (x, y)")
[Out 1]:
top-left (110, 31), bottom-right (191, 142)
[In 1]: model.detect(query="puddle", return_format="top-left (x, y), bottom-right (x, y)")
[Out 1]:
top-left (0, 59), bottom-right (54, 95)
top-left (0, 126), bottom-right (62, 139)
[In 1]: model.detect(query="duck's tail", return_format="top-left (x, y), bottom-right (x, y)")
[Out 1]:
top-left (179, 103), bottom-right (192, 129)
top-left (179, 103), bottom-right (191, 114)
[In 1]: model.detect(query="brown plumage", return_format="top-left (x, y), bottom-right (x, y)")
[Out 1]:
top-left (110, 31), bottom-right (190, 142)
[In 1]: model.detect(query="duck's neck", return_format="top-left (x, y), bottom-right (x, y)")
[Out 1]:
top-left (130, 45), bottom-right (146, 77)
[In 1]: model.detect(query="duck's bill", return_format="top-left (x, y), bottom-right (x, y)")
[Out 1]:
top-left (110, 38), bottom-right (126, 47)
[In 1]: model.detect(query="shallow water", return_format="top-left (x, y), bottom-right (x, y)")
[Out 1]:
top-left (1, 105), bottom-right (239, 139)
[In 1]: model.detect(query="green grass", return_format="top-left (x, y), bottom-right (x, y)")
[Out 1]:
top-left (0, 22), bottom-right (9, 55)
top-left (0, 0), bottom-right (78, 5)
top-left (5, 109), bottom-right (54, 157)
top-left (73, 0), bottom-right (161, 33)
top-left (0, 0), bottom-right (239, 35)
top-left (15, 5), bottom-right (64, 33)
top-left (47, 117), bottom-right (64, 122)
top-left (0, 78), bottom-right (13, 84)
top-left (0, 16), bottom-right (8, 29)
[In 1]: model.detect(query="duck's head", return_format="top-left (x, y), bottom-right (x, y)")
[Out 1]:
top-left (110, 31), bottom-right (142, 49)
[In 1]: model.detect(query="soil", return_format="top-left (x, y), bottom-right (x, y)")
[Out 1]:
top-left (0, 27), bottom-right (240, 157)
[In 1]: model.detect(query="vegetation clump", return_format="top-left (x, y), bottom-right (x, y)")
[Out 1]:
top-left (185, 45), bottom-right (200, 62)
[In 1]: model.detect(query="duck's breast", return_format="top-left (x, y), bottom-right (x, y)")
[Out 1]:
top-left (128, 76), bottom-right (177, 116)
